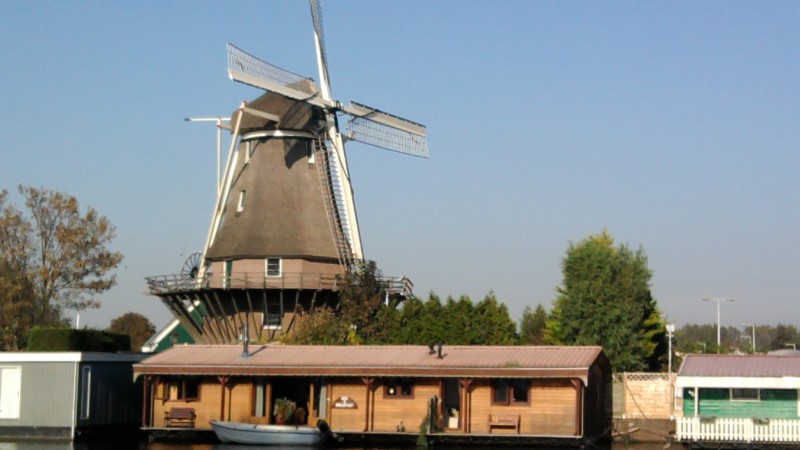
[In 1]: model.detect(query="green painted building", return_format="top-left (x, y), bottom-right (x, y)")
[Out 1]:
top-left (676, 353), bottom-right (800, 445)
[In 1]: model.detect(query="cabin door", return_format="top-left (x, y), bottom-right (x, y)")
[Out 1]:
top-left (442, 379), bottom-right (460, 429)
top-left (0, 366), bottom-right (21, 419)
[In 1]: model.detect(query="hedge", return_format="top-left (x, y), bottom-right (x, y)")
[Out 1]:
top-left (27, 327), bottom-right (132, 352)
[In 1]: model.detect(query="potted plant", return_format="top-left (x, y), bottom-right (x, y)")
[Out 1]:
top-left (448, 408), bottom-right (459, 429)
top-left (273, 398), bottom-right (295, 424)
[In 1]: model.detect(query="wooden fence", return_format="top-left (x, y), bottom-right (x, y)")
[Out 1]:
top-left (677, 417), bottom-right (800, 443)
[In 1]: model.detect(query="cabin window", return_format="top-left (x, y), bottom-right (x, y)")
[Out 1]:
top-left (731, 388), bottom-right (759, 401)
top-left (170, 378), bottom-right (200, 401)
top-left (80, 366), bottom-right (92, 419)
top-left (492, 379), bottom-right (530, 405)
top-left (266, 258), bottom-right (281, 277)
top-left (384, 378), bottom-right (414, 398)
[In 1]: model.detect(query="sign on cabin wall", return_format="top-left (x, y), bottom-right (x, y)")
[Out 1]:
top-left (333, 396), bottom-right (358, 409)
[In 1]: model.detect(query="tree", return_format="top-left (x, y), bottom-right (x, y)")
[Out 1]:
top-left (0, 186), bottom-right (123, 350)
top-left (108, 312), bottom-right (156, 351)
top-left (284, 306), bottom-right (351, 345)
top-left (520, 304), bottom-right (548, 345)
top-left (473, 292), bottom-right (517, 345)
top-left (545, 231), bottom-right (665, 372)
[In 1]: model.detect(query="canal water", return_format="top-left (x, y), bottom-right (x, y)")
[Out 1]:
top-left (0, 442), bottom-right (685, 450)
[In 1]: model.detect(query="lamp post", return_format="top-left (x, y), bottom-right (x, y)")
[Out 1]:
top-left (742, 323), bottom-right (756, 354)
top-left (666, 324), bottom-right (675, 373)
top-left (702, 297), bottom-right (734, 353)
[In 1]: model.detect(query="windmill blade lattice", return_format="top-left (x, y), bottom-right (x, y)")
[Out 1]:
top-left (343, 112), bottom-right (429, 158)
top-left (227, 43), bottom-right (322, 105)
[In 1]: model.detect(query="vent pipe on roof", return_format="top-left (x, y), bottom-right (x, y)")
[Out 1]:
top-left (428, 343), bottom-right (435, 355)
top-left (437, 343), bottom-right (443, 359)
top-left (240, 320), bottom-right (250, 359)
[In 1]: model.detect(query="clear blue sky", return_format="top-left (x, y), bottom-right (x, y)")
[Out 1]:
top-left (1, 1), bottom-right (797, 332)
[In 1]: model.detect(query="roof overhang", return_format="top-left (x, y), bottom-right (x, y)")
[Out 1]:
top-left (676, 376), bottom-right (800, 390)
top-left (133, 365), bottom-right (590, 385)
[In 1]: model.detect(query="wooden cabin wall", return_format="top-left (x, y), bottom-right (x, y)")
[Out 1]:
top-left (371, 378), bottom-right (438, 432)
top-left (226, 381), bottom-right (254, 423)
top-left (468, 378), bottom-right (578, 435)
top-left (583, 363), bottom-right (611, 440)
top-left (328, 379), bottom-right (368, 431)
top-left (151, 378), bottom-right (253, 429)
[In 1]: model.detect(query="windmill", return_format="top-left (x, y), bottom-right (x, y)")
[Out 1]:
top-left (146, 0), bottom-right (428, 344)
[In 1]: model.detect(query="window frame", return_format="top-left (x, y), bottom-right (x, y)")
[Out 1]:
top-left (491, 378), bottom-right (531, 406)
top-left (237, 190), bottom-right (246, 213)
top-left (731, 388), bottom-right (759, 402)
top-left (265, 258), bottom-right (282, 278)
top-left (169, 378), bottom-right (201, 402)
top-left (383, 378), bottom-right (415, 399)
top-left (79, 366), bottom-right (92, 419)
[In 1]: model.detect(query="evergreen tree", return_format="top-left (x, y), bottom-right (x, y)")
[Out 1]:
top-left (520, 304), bottom-right (548, 345)
top-left (545, 230), bottom-right (665, 372)
top-left (474, 292), bottom-right (517, 345)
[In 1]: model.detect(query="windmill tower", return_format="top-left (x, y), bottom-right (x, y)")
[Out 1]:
top-left (147, 0), bottom-right (428, 344)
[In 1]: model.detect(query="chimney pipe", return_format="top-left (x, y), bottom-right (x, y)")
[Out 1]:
top-left (437, 343), bottom-right (443, 359)
top-left (241, 320), bottom-right (250, 359)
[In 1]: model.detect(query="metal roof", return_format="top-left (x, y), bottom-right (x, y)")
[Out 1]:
top-left (678, 354), bottom-right (800, 378)
top-left (134, 344), bottom-right (606, 382)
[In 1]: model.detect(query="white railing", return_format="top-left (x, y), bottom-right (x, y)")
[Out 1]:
top-left (678, 417), bottom-right (800, 443)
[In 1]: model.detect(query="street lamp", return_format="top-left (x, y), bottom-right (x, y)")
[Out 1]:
top-left (666, 324), bottom-right (675, 373)
top-left (742, 323), bottom-right (756, 354)
top-left (185, 116), bottom-right (231, 194)
top-left (702, 297), bottom-right (734, 353)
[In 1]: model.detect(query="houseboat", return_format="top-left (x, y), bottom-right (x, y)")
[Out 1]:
top-left (0, 352), bottom-right (146, 440)
top-left (133, 344), bottom-right (611, 446)
top-left (676, 353), bottom-right (800, 447)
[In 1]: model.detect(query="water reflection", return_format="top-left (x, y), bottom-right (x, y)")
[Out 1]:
top-left (0, 442), bottom-right (685, 450)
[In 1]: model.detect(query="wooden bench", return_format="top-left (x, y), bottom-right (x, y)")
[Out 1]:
top-left (164, 407), bottom-right (196, 428)
top-left (488, 414), bottom-right (520, 434)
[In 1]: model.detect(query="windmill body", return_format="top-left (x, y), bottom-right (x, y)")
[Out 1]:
top-left (146, 1), bottom-right (428, 344)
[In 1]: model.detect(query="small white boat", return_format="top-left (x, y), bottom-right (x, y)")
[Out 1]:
top-left (209, 419), bottom-right (326, 446)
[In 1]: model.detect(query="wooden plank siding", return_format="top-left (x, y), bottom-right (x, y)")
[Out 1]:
top-left (328, 380), bottom-right (367, 431)
top-left (683, 388), bottom-right (799, 419)
top-left (370, 379), bottom-right (438, 432)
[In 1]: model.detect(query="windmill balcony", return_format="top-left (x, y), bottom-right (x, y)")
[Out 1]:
top-left (146, 272), bottom-right (341, 294)
top-left (146, 272), bottom-right (413, 297)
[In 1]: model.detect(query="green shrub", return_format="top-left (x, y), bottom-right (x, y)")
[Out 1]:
top-left (27, 327), bottom-right (131, 352)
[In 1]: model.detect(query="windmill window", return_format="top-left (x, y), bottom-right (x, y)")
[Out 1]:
top-left (266, 258), bottom-right (281, 277)
top-left (237, 190), bottom-right (246, 212)
top-left (264, 299), bottom-right (282, 329)
top-left (245, 141), bottom-right (252, 164)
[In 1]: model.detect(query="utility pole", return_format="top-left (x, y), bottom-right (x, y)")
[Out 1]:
top-left (666, 324), bottom-right (675, 373)
top-left (702, 297), bottom-right (734, 353)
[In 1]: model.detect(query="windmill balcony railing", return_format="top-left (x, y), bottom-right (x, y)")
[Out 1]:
top-left (146, 272), bottom-right (414, 297)
top-left (146, 272), bottom-right (341, 294)
top-left (677, 416), bottom-right (800, 444)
